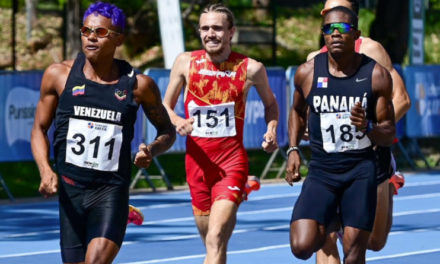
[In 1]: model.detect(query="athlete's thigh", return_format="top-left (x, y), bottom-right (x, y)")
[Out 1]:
top-left (186, 153), bottom-right (215, 215)
top-left (211, 164), bottom-right (247, 206)
top-left (291, 175), bottom-right (339, 229)
top-left (59, 179), bottom-right (87, 263)
top-left (340, 160), bottom-right (376, 231)
top-left (85, 184), bottom-right (129, 248)
top-left (209, 199), bottom-right (238, 236)
top-left (369, 179), bottom-right (392, 246)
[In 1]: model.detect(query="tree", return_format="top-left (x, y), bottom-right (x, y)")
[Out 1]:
top-left (25, 0), bottom-right (37, 41)
top-left (370, 0), bottom-right (409, 64)
top-left (64, 0), bottom-right (81, 59)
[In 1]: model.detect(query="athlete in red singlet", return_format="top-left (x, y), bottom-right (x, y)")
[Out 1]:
top-left (185, 50), bottom-right (250, 214)
top-left (163, 4), bottom-right (279, 264)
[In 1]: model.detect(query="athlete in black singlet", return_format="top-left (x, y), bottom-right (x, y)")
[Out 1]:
top-left (285, 6), bottom-right (395, 263)
top-left (31, 2), bottom-right (175, 263)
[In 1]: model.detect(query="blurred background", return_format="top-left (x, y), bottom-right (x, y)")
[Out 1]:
top-left (0, 0), bottom-right (439, 200)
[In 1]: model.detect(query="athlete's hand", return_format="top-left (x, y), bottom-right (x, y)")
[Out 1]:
top-left (285, 152), bottom-right (301, 186)
top-left (175, 117), bottom-right (194, 136)
top-left (350, 102), bottom-right (368, 131)
top-left (262, 131), bottom-right (278, 153)
top-left (134, 143), bottom-right (153, 168)
top-left (39, 171), bottom-right (58, 198)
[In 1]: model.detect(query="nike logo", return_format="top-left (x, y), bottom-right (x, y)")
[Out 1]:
top-left (356, 77), bottom-right (367, 82)
top-left (227, 186), bottom-right (241, 191)
top-left (128, 69), bottom-right (134, 78)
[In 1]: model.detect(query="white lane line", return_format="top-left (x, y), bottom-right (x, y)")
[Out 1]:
top-left (4, 202), bottom-right (440, 239)
top-left (0, 250), bottom-right (60, 259)
top-left (2, 219), bottom-right (439, 259)
top-left (393, 208), bottom-right (440, 216)
top-left (5, 230), bottom-right (59, 238)
top-left (366, 248), bottom-right (440, 262)
top-left (394, 192), bottom-right (440, 201)
top-left (119, 244), bottom-right (291, 264)
top-left (403, 180), bottom-right (440, 187)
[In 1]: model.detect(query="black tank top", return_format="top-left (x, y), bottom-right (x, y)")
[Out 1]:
top-left (307, 53), bottom-right (376, 172)
top-left (54, 53), bottom-right (139, 186)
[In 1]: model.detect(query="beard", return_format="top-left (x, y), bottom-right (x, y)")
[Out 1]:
top-left (202, 38), bottom-right (227, 56)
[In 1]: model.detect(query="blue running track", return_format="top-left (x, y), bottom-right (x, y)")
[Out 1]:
top-left (1, 171), bottom-right (439, 263)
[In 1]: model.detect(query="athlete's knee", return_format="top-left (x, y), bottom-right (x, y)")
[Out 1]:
top-left (367, 235), bottom-right (387, 252)
top-left (85, 253), bottom-right (113, 264)
top-left (343, 253), bottom-right (365, 264)
top-left (290, 239), bottom-right (315, 260)
top-left (205, 229), bottom-right (227, 251)
top-left (85, 239), bottom-right (119, 264)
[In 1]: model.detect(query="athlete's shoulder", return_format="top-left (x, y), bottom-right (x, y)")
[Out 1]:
top-left (295, 59), bottom-right (314, 87)
top-left (41, 60), bottom-right (74, 93)
top-left (306, 49), bottom-right (321, 61)
top-left (44, 60), bottom-right (74, 77)
top-left (246, 57), bottom-right (265, 77)
top-left (170, 51), bottom-right (192, 71)
top-left (297, 59), bottom-right (314, 75)
top-left (359, 37), bottom-right (393, 71)
top-left (135, 73), bottom-right (156, 89)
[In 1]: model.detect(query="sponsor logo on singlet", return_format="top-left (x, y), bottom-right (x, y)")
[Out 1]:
top-left (198, 69), bottom-right (237, 78)
top-left (73, 105), bottom-right (121, 122)
top-left (227, 186), bottom-right (241, 191)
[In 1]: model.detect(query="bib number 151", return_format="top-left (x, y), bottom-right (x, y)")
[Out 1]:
top-left (188, 100), bottom-right (236, 138)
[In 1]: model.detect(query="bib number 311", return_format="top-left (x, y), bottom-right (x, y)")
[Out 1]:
top-left (66, 118), bottom-right (122, 171)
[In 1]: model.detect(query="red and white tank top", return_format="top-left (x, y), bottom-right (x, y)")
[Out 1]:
top-left (185, 50), bottom-right (249, 148)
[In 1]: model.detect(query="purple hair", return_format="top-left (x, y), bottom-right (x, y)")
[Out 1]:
top-left (83, 1), bottom-right (126, 31)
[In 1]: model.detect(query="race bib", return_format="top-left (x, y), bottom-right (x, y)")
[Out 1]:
top-left (188, 100), bottom-right (236, 138)
top-left (65, 118), bottom-right (123, 171)
top-left (320, 112), bottom-right (371, 153)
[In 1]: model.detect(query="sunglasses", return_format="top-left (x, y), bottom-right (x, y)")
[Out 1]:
top-left (80, 26), bottom-right (120, 38)
top-left (322, 22), bottom-right (355, 35)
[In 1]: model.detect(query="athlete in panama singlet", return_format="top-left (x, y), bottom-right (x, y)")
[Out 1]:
top-left (185, 50), bottom-right (249, 215)
top-left (291, 52), bottom-right (378, 231)
top-left (320, 37), bottom-right (394, 184)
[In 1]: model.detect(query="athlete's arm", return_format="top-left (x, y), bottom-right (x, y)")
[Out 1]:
top-left (31, 63), bottom-right (69, 197)
top-left (351, 63), bottom-right (395, 146)
top-left (247, 58), bottom-right (279, 153)
top-left (360, 38), bottom-right (411, 122)
top-left (134, 75), bottom-right (176, 168)
top-left (285, 61), bottom-right (313, 185)
top-left (163, 52), bottom-right (194, 136)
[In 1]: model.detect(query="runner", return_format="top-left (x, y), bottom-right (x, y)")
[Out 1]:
top-left (163, 3), bottom-right (279, 263)
top-left (31, 2), bottom-right (175, 263)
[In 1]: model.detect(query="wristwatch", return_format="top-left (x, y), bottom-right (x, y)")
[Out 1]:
top-left (286, 146), bottom-right (299, 156)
